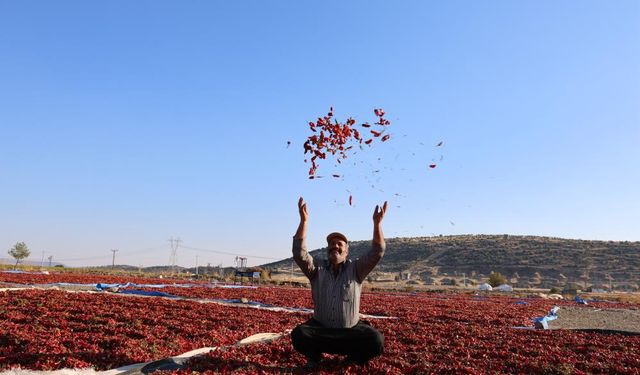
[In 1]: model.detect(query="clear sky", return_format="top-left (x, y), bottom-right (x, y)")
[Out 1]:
top-left (1, 1), bottom-right (638, 268)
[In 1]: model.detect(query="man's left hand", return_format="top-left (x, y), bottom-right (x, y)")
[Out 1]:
top-left (373, 201), bottom-right (388, 225)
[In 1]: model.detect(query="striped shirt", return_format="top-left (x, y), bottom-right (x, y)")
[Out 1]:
top-left (292, 237), bottom-right (385, 328)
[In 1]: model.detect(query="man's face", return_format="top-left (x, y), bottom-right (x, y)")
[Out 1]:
top-left (327, 237), bottom-right (349, 266)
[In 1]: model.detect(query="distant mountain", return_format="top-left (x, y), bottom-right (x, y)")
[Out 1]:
top-left (261, 235), bottom-right (640, 289)
top-left (86, 264), bottom-right (237, 277)
top-left (0, 258), bottom-right (64, 267)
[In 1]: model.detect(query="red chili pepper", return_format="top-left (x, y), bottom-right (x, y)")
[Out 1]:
top-left (3, 275), bottom-right (634, 373)
top-left (303, 107), bottom-right (391, 178)
top-left (348, 195), bottom-right (353, 206)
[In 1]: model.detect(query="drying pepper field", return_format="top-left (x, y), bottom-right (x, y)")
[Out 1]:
top-left (1, 272), bottom-right (639, 374)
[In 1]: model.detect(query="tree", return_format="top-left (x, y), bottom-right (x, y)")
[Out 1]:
top-left (260, 269), bottom-right (271, 281)
top-left (488, 271), bottom-right (507, 287)
top-left (8, 242), bottom-right (30, 268)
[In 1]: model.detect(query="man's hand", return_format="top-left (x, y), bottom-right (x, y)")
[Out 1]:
top-left (298, 197), bottom-right (308, 223)
top-left (357, 201), bottom-right (388, 283)
top-left (294, 197), bottom-right (308, 240)
top-left (293, 197), bottom-right (315, 279)
top-left (373, 201), bottom-right (388, 225)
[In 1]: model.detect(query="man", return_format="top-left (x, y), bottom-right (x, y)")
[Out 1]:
top-left (291, 197), bottom-right (387, 368)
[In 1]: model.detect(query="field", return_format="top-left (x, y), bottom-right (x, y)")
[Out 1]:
top-left (1, 271), bottom-right (639, 374)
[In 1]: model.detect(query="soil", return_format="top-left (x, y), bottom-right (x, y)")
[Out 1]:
top-left (548, 306), bottom-right (640, 334)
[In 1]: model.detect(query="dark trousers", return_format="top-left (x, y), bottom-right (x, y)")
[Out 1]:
top-left (291, 318), bottom-right (384, 364)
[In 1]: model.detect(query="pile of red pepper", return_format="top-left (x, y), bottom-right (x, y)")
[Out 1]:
top-left (1, 273), bottom-right (639, 373)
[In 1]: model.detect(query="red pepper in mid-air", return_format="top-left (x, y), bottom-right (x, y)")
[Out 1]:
top-left (303, 107), bottom-right (391, 177)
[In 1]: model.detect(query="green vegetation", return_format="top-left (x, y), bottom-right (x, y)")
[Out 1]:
top-left (8, 242), bottom-right (30, 268)
top-left (488, 272), bottom-right (507, 287)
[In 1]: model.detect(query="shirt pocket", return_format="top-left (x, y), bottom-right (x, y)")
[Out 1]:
top-left (341, 282), bottom-right (352, 302)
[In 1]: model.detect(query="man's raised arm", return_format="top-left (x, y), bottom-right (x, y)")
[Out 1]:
top-left (356, 201), bottom-right (388, 283)
top-left (292, 197), bottom-right (316, 280)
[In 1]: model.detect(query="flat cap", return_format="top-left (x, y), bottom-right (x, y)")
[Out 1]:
top-left (326, 232), bottom-right (348, 244)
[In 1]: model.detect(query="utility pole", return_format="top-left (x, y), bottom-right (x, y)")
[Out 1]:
top-left (234, 256), bottom-right (247, 270)
top-left (462, 273), bottom-right (466, 288)
top-left (47, 256), bottom-right (53, 267)
top-left (111, 249), bottom-right (118, 269)
top-left (168, 236), bottom-right (182, 275)
top-left (41, 251), bottom-right (45, 268)
top-left (195, 255), bottom-right (199, 277)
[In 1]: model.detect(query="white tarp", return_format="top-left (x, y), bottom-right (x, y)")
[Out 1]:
top-left (494, 284), bottom-right (513, 292)
top-left (478, 283), bottom-right (493, 291)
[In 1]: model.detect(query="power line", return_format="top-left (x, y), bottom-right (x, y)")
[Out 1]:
top-left (180, 244), bottom-right (279, 260)
top-left (52, 245), bottom-right (168, 262)
top-left (115, 245), bottom-right (168, 257)
top-left (33, 243), bottom-right (281, 266)
top-left (56, 255), bottom-right (112, 261)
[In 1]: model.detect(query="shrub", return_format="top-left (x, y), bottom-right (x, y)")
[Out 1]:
top-left (403, 285), bottom-right (415, 293)
top-left (260, 269), bottom-right (271, 280)
top-left (488, 272), bottom-right (507, 287)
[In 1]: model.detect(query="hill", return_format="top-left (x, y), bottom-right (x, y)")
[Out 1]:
top-left (0, 258), bottom-right (64, 267)
top-left (262, 235), bottom-right (640, 290)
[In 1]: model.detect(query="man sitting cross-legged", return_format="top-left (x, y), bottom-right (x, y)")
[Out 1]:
top-left (290, 197), bottom-right (387, 369)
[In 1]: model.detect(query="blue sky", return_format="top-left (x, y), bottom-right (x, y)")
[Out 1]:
top-left (1, 1), bottom-right (638, 268)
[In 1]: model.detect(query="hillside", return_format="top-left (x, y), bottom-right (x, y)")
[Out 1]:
top-left (0, 258), bottom-right (64, 267)
top-left (262, 235), bottom-right (640, 290)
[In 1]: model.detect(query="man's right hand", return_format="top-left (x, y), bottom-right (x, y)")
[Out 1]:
top-left (298, 197), bottom-right (308, 223)
top-left (293, 197), bottom-right (314, 279)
